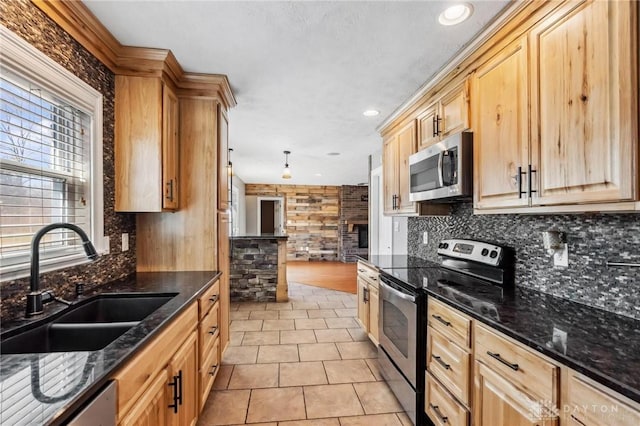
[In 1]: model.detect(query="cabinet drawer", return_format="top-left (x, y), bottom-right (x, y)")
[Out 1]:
top-left (475, 323), bottom-right (558, 401)
top-left (357, 261), bottom-right (379, 288)
top-left (428, 298), bottom-right (471, 348)
top-left (567, 372), bottom-right (640, 426)
top-left (199, 336), bottom-right (220, 412)
top-left (199, 301), bottom-right (220, 361)
top-left (198, 280), bottom-right (220, 320)
top-left (427, 326), bottom-right (470, 405)
top-left (426, 372), bottom-right (469, 426)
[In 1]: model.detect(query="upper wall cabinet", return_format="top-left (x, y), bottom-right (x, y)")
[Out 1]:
top-left (115, 75), bottom-right (179, 212)
top-left (529, 0), bottom-right (638, 206)
top-left (473, 37), bottom-right (530, 210)
top-left (417, 80), bottom-right (470, 151)
top-left (474, 0), bottom-right (638, 212)
top-left (383, 120), bottom-right (419, 215)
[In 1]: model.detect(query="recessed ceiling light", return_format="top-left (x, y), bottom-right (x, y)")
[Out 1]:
top-left (327, 152), bottom-right (341, 156)
top-left (438, 3), bottom-right (473, 26)
top-left (363, 109), bottom-right (379, 117)
top-left (315, 173), bottom-right (322, 177)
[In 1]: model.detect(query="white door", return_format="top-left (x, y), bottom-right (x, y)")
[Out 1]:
top-left (371, 167), bottom-right (392, 255)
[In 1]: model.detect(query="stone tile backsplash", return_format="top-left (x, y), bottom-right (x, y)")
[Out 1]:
top-left (408, 203), bottom-right (640, 320)
top-left (0, 0), bottom-right (136, 322)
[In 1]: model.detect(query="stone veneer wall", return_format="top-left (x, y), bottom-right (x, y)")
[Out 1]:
top-left (0, 0), bottom-right (136, 322)
top-left (339, 185), bottom-right (369, 263)
top-left (408, 203), bottom-right (640, 320)
top-left (245, 184), bottom-right (340, 261)
top-left (230, 239), bottom-right (278, 302)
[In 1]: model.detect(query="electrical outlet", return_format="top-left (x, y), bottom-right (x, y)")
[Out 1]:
top-left (553, 243), bottom-right (568, 267)
top-left (121, 233), bottom-right (129, 252)
top-left (103, 236), bottom-right (110, 254)
top-left (423, 231), bottom-right (429, 245)
top-left (394, 221), bottom-right (399, 232)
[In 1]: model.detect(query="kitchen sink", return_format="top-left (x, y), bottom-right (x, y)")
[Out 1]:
top-left (0, 292), bottom-right (178, 354)
top-left (54, 293), bottom-right (178, 323)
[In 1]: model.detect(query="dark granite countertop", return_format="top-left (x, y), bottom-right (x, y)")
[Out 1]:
top-left (0, 271), bottom-right (220, 426)
top-left (368, 255), bottom-right (640, 404)
top-left (231, 233), bottom-right (288, 240)
top-left (359, 254), bottom-right (440, 269)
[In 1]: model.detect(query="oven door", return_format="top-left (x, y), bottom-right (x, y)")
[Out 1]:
top-left (379, 277), bottom-right (417, 387)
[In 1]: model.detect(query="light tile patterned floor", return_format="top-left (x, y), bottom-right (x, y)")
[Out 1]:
top-left (198, 282), bottom-right (412, 426)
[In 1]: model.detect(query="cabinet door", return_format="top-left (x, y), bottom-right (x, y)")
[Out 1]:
top-left (440, 81), bottom-right (469, 138)
top-left (356, 277), bottom-right (369, 331)
top-left (115, 76), bottom-right (163, 212)
top-left (368, 284), bottom-right (379, 345)
top-left (120, 369), bottom-right (168, 426)
top-left (530, 0), bottom-right (638, 205)
top-left (382, 136), bottom-right (398, 215)
top-left (417, 103), bottom-right (440, 151)
top-left (167, 331), bottom-right (198, 426)
top-left (473, 38), bottom-right (530, 209)
top-left (396, 120), bottom-right (418, 214)
top-left (474, 361), bottom-right (558, 426)
top-left (218, 104), bottom-right (230, 211)
top-left (162, 83), bottom-right (179, 210)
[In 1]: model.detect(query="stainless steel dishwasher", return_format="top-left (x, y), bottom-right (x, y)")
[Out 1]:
top-left (67, 381), bottom-right (116, 426)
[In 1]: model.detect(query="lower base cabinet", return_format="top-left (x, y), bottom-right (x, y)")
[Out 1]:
top-left (120, 370), bottom-right (168, 426)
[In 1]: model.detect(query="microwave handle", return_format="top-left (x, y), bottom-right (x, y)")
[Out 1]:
top-left (437, 151), bottom-right (445, 188)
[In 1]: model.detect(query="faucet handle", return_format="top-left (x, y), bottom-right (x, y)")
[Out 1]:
top-left (76, 283), bottom-right (85, 296)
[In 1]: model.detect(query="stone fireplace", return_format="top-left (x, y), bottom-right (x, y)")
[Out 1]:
top-left (338, 185), bottom-right (369, 262)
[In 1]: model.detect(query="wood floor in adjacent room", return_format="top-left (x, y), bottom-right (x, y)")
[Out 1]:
top-left (287, 261), bottom-right (357, 294)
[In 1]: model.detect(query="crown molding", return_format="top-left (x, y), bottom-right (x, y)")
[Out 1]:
top-left (31, 0), bottom-right (235, 108)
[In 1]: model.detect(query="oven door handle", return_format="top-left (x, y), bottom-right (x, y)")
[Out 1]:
top-left (379, 279), bottom-right (416, 303)
top-left (437, 151), bottom-right (445, 188)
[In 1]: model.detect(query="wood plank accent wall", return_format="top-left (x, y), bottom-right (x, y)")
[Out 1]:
top-left (245, 184), bottom-right (340, 261)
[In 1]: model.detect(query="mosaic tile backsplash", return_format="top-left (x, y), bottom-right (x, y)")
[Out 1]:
top-left (0, 0), bottom-right (136, 321)
top-left (408, 203), bottom-right (640, 320)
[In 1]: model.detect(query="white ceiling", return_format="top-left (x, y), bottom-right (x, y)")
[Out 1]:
top-left (84, 0), bottom-right (509, 186)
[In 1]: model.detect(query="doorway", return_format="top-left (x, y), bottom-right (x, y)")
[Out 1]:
top-left (257, 196), bottom-right (284, 235)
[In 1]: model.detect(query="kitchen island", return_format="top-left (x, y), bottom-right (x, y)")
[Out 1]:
top-left (230, 234), bottom-right (289, 302)
top-left (0, 271), bottom-right (220, 425)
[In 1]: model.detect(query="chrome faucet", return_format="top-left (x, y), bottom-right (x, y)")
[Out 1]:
top-left (27, 223), bottom-right (99, 317)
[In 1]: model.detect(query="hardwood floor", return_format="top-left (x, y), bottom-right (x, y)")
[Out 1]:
top-left (287, 261), bottom-right (357, 294)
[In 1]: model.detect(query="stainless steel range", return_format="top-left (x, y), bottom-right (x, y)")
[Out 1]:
top-left (377, 239), bottom-right (514, 425)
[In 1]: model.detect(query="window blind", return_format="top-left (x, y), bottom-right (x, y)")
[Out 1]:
top-left (0, 71), bottom-right (90, 272)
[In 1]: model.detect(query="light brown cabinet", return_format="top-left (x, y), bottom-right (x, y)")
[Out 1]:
top-left (472, 37), bottom-right (530, 210)
top-left (115, 75), bottom-right (179, 212)
top-left (529, 0), bottom-right (637, 206)
top-left (426, 372), bottom-right (469, 426)
top-left (383, 120), bottom-right (418, 215)
top-left (474, 361), bottom-right (558, 426)
top-left (564, 370), bottom-right (640, 426)
top-left (217, 212), bottom-right (230, 353)
top-left (417, 80), bottom-right (470, 151)
top-left (218, 105), bottom-right (229, 211)
top-left (474, 0), bottom-right (638, 212)
top-left (356, 260), bottom-right (379, 344)
top-left (167, 331), bottom-right (198, 426)
top-left (113, 303), bottom-right (199, 425)
top-left (197, 279), bottom-right (221, 413)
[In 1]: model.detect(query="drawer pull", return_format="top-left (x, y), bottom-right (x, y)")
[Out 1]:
top-left (358, 269), bottom-right (365, 273)
top-left (430, 403), bottom-right (448, 423)
top-left (368, 275), bottom-right (377, 281)
top-left (209, 364), bottom-right (219, 376)
top-left (209, 295), bottom-right (219, 303)
top-left (432, 314), bottom-right (451, 327)
top-left (570, 414), bottom-right (587, 426)
top-left (487, 351), bottom-right (519, 371)
top-left (209, 326), bottom-right (218, 335)
top-left (432, 355), bottom-right (451, 370)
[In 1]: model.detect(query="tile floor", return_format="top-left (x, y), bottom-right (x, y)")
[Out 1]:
top-left (198, 282), bottom-right (411, 426)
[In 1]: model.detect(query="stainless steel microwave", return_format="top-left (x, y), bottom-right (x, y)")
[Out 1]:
top-left (408, 132), bottom-right (473, 202)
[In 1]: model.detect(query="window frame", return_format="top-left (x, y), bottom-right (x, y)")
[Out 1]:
top-left (0, 26), bottom-right (106, 281)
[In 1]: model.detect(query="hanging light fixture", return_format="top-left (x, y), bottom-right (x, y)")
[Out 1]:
top-left (282, 150), bottom-right (292, 179)
top-left (227, 148), bottom-right (233, 176)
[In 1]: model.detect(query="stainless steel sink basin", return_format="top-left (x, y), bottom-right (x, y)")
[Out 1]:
top-left (1, 292), bottom-right (178, 354)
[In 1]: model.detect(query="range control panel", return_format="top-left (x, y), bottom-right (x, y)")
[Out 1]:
top-left (437, 239), bottom-right (505, 266)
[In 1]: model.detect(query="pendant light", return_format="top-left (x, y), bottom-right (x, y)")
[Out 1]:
top-left (282, 150), bottom-right (292, 179)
